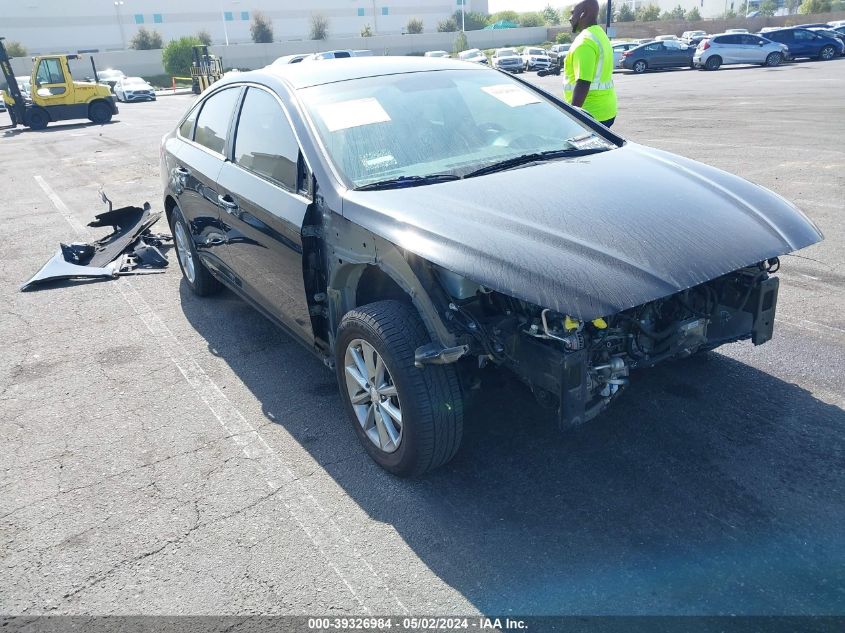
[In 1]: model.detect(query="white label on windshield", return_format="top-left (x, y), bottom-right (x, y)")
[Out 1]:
top-left (482, 84), bottom-right (543, 107)
top-left (317, 97), bottom-right (391, 132)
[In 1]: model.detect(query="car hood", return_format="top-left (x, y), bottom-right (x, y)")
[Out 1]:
top-left (341, 143), bottom-right (823, 320)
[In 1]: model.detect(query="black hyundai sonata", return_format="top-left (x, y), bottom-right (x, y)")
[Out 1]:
top-left (161, 57), bottom-right (822, 476)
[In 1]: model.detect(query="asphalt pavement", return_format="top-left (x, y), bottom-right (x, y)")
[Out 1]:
top-left (1, 58), bottom-right (844, 617)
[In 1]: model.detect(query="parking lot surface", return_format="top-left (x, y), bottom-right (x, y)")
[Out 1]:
top-left (2, 59), bottom-right (844, 616)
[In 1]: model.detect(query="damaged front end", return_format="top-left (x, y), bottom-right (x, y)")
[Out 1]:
top-left (22, 194), bottom-right (171, 290)
top-left (424, 260), bottom-right (781, 429)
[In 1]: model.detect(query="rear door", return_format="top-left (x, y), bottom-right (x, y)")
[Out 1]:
top-left (172, 86), bottom-right (242, 276)
top-left (716, 35), bottom-right (741, 63)
top-left (216, 85), bottom-right (315, 343)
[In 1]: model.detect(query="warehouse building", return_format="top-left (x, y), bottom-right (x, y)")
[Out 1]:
top-left (1, 0), bottom-right (489, 54)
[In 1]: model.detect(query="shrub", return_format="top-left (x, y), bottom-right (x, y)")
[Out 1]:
top-left (798, 0), bottom-right (831, 12)
top-left (309, 13), bottom-right (329, 40)
top-left (251, 12), bottom-right (273, 43)
top-left (453, 31), bottom-right (469, 55)
top-left (555, 32), bottom-right (573, 44)
top-left (4, 41), bottom-right (27, 57)
top-left (130, 27), bottom-right (163, 50)
top-left (162, 36), bottom-right (202, 77)
top-left (361, 24), bottom-right (373, 37)
top-left (518, 12), bottom-right (546, 27)
top-left (438, 17), bottom-right (458, 32)
top-left (196, 30), bottom-right (212, 46)
top-left (406, 17), bottom-right (424, 34)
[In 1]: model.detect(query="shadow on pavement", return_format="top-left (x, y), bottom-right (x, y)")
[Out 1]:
top-left (180, 283), bottom-right (845, 615)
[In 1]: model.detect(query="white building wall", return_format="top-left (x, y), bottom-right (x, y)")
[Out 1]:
top-left (1, 0), bottom-right (489, 54)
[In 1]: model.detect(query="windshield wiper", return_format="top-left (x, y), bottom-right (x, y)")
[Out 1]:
top-left (463, 147), bottom-right (610, 179)
top-left (354, 174), bottom-right (460, 191)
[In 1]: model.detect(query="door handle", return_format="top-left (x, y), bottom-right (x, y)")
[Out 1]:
top-left (218, 194), bottom-right (239, 212)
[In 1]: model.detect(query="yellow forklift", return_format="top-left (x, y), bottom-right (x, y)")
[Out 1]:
top-left (1, 37), bottom-right (118, 130)
top-left (190, 45), bottom-right (223, 94)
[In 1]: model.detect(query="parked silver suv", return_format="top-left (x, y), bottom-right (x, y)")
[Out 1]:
top-left (694, 33), bottom-right (788, 70)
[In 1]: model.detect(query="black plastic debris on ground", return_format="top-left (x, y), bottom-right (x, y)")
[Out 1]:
top-left (21, 193), bottom-right (172, 291)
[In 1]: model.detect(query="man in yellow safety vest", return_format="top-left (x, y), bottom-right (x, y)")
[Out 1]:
top-left (563, 0), bottom-right (618, 128)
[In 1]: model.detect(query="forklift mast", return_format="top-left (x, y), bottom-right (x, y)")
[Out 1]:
top-left (0, 37), bottom-right (27, 125)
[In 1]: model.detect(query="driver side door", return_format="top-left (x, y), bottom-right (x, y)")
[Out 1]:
top-left (33, 58), bottom-right (73, 108)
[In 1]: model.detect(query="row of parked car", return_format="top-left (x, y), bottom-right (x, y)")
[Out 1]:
top-left (616, 22), bottom-right (845, 73)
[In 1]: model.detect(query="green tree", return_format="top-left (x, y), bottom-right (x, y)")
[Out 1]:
top-left (798, 0), bottom-right (832, 12)
top-left (543, 4), bottom-right (561, 24)
top-left (438, 16), bottom-right (458, 31)
top-left (250, 12), bottom-right (273, 43)
top-left (309, 13), bottom-right (329, 39)
top-left (406, 17), bottom-right (424, 33)
top-left (490, 10), bottom-right (520, 22)
top-left (130, 27), bottom-right (163, 50)
top-left (758, 0), bottom-right (778, 14)
top-left (669, 4), bottom-right (687, 17)
top-left (518, 11), bottom-right (546, 26)
top-left (636, 3), bottom-right (661, 20)
top-left (686, 6), bottom-right (702, 19)
top-left (196, 30), bottom-right (212, 46)
top-left (360, 23), bottom-right (373, 37)
top-left (4, 41), bottom-right (27, 57)
top-left (453, 30), bottom-right (469, 55)
top-left (617, 4), bottom-right (636, 21)
top-left (560, 6), bottom-right (573, 22)
top-left (453, 10), bottom-right (490, 30)
top-left (555, 31), bottom-right (573, 43)
top-left (162, 36), bottom-right (203, 77)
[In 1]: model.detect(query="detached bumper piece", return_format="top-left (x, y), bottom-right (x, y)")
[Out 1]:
top-left (21, 195), bottom-right (172, 290)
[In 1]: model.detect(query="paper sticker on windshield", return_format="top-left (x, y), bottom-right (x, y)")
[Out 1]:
top-left (317, 98), bottom-right (391, 132)
top-left (482, 84), bottom-right (542, 107)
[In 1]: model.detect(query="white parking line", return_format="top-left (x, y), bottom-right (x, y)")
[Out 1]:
top-left (34, 174), bottom-right (409, 615)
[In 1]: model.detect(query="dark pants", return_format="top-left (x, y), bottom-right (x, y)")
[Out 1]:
top-left (600, 117), bottom-right (615, 128)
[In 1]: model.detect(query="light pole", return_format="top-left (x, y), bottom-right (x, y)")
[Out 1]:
top-left (220, 0), bottom-right (229, 45)
top-left (113, 1), bottom-right (126, 49)
top-left (461, 0), bottom-right (466, 31)
top-left (372, 0), bottom-right (378, 35)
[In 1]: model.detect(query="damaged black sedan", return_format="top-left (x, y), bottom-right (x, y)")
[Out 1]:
top-left (161, 57), bottom-right (822, 476)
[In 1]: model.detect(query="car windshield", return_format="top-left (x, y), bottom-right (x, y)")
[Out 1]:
top-left (497, 49), bottom-right (517, 57)
top-left (299, 69), bottom-right (613, 189)
top-left (124, 77), bottom-right (148, 86)
top-left (526, 48), bottom-right (544, 55)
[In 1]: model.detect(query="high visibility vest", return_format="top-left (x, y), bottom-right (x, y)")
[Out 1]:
top-left (563, 25), bottom-right (617, 121)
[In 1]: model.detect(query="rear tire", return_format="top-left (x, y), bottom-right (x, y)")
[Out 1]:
top-left (169, 204), bottom-right (223, 297)
top-left (705, 56), bottom-right (722, 70)
top-left (89, 101), bottom-right (113, 124)
top-left (335, 300), bottom-right (464, 477)
top-left (819, 45), bottom-right (835, 61)
top-left (765, 52), bottom-right (782, 67)
top-left (26, 108), bottom-right (49, 130)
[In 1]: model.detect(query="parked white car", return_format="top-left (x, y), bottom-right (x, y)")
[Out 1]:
top-left (303, 50), bottom-right (355, 61)
top-left (424, 50), bottom-right (450, 58)
top-left (520, 46), bottom-right (552, 71)
top-left (655, 34), bottom-right (680, 41)
top-left (725, 28), bottom-right (749, 34)
top-left (458, 48), bottom-right (489, 64)
top-left (113, 76), bottom-right (156, 102)
top-left (694, 32), bottom-right (789, 70)
top-left (828, 20), bottom-right (845, 28)
top-left (492, 48), bottom-right (524, 72)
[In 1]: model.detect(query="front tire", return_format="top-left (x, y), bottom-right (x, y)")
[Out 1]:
top-left (765, 52), bottom-right (782, 67)
top-left (819, 45), bottom-right (835, 61)
top-left (169, 204), bottom-right (223, 296)
top-left (26, 108), bottom-right (49, 130)
top-left (632, 60), bottom-right (647, 74)
top-left (335, 300), bottom-right (464, 477)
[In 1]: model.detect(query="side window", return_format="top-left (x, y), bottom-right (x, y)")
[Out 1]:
top-left (194, 87), bottom-right (241, 154)
top-left (36, 59), bottom-right (64, 85)
top-left (179, 103), bottom-right (200, 139)
top-left (645, 43), bottom-right (661, 51)
top-left (795, 30), bottom-right (815, 40)
top-left (742, 35), bottom-right (761, 45)
top-left (234, 87), bottom-right (299, 191)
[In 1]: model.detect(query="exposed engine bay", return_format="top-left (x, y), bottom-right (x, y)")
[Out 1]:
top-left (430, 259), bottom-right (781, 429)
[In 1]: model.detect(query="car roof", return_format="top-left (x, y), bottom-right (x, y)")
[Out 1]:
top-left (227, 56), bottom-right (480, 90)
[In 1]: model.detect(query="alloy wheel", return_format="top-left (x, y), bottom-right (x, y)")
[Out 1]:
top-left (173, 220), bottom-right (196, 284)
top-left (344, 339), bottom-right (403, 453)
